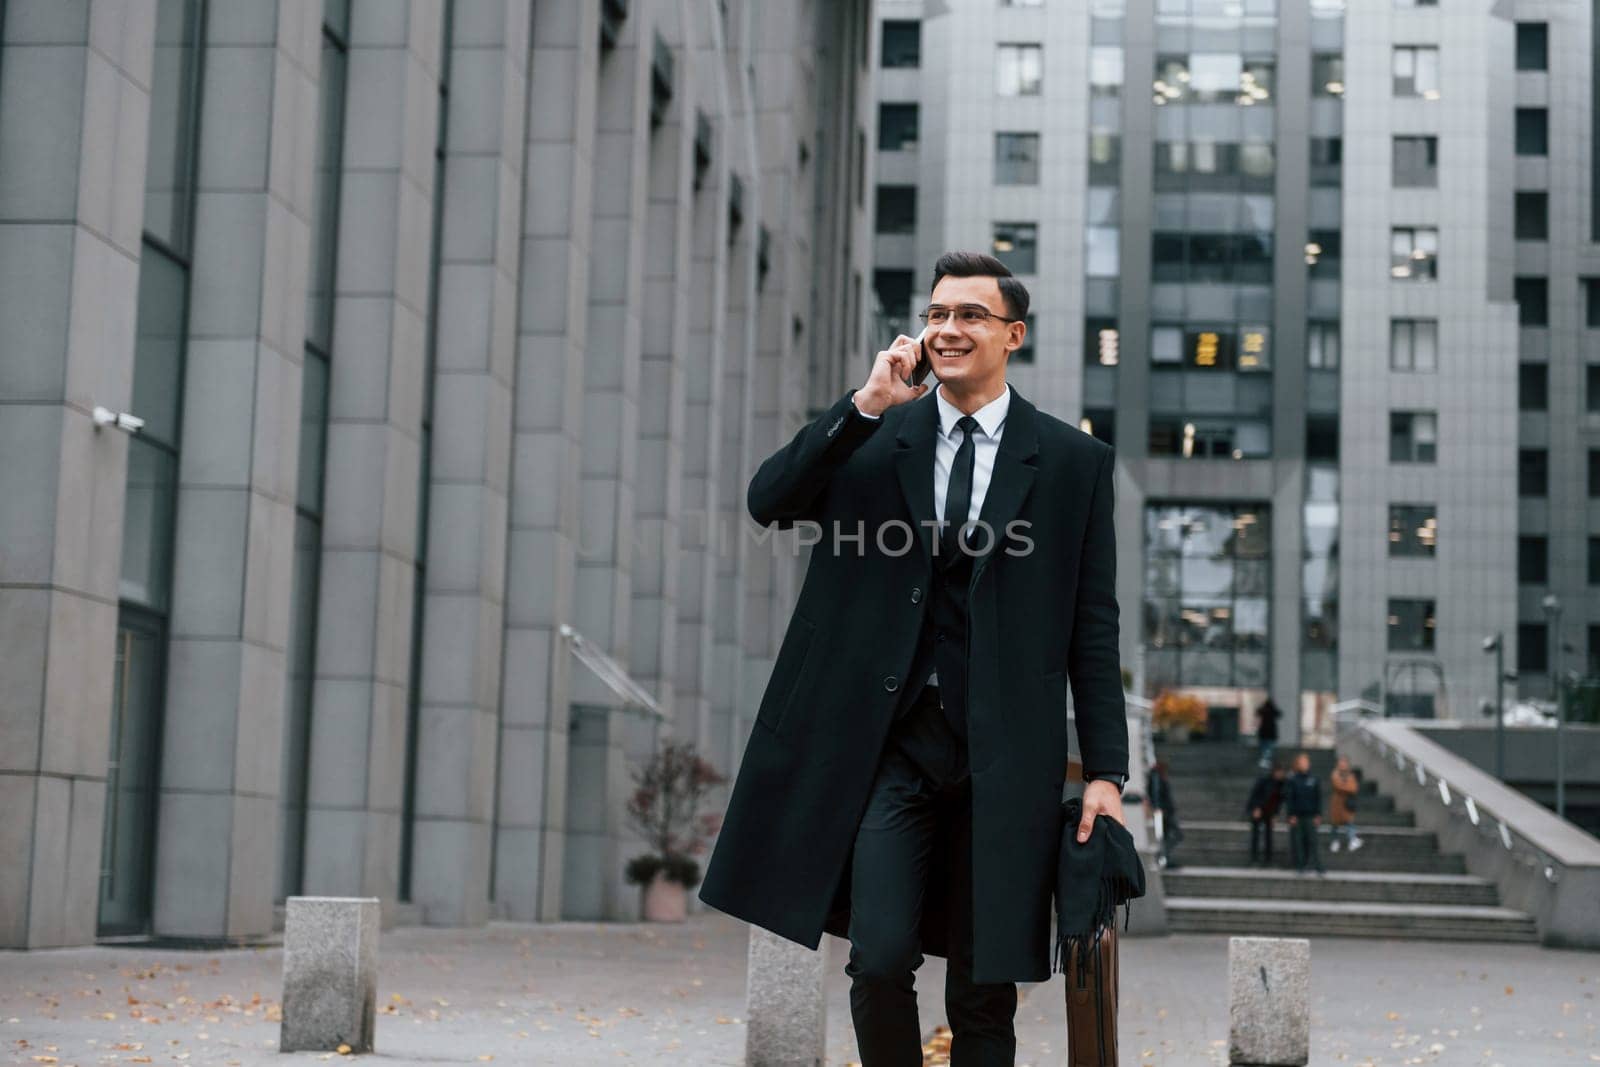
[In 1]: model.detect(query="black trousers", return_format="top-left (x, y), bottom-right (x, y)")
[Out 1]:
top-left (1289, 818), bottom-right (1324, 872)
top-left (1249, 816), bottom-right (1275, 862)
top-left (845, 686), bottom-right (1018, 1067)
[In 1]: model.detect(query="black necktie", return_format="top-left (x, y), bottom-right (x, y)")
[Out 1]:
top-left (941, 416), bottom-right (979, 564)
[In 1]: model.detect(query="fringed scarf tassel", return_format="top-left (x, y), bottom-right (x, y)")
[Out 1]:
top-left (1053, 876), bottom-right (1136, 976)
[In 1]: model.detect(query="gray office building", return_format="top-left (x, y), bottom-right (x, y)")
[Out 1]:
top-left (0, 0), bottom-right (875, 948)
top-left (874, 0), bottom-right (1598, 741)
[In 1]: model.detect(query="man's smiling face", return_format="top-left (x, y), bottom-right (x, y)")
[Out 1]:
top-left (925, 274), bottom-right (1025, 399)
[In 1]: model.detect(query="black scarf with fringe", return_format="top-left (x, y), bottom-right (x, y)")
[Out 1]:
top-left (1053, 796), bottom-right (1146, 974)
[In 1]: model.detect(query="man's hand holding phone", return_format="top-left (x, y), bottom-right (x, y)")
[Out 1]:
top-left (854, 330), bottom-right (931, 417)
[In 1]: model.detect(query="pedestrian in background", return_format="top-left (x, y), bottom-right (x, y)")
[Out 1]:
top-left (1254, 698), bottom-right (1282, 770)
top-left (1145, 760), bottom-right (1183, 869)
top-left (1244, 763), bottom-right (1285, 866)
top-left (1284, 752), bottom-right (1325, 876)
top-left (1329, 755), bottom-right (1364, 853)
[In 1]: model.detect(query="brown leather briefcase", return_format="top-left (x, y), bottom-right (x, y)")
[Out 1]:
top-left (1062, 925), bottom-right (1119, 1066)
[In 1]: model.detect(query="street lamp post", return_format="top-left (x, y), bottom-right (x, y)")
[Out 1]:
top-left (1542, 594), bottom-right (1566, 819)
top-left (1483, 632), bottom-right (1505, 780)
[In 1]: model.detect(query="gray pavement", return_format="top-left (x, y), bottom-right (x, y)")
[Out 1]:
top-left (2, 912), bottom-right (1597, 1066)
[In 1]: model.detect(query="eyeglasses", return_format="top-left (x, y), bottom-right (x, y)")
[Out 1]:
top-left (916, 304), bottom-right (1021, 328)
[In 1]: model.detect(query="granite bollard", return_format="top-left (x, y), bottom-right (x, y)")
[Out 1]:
top-left (280, 896), bottom-right (381, 1053)
top-left (744, 926), bottom-right (827, 1066)
top-left (1228, 936), bottom-right (1309, 1066)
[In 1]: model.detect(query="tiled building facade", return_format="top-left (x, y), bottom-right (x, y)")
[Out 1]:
top-left (0, 0), bottom-right (875, 948)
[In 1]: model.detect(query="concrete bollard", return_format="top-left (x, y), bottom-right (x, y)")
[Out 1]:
top-left (744, 926), bottom-right (827, 1067)
top-left (1228, 936), bottom-right (1310, 1066)
top-left (280, 896), bottom-right (381, 1053)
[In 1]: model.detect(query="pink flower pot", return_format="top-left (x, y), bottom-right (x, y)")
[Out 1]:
top-left (642, 872), bottom-right (688, 922)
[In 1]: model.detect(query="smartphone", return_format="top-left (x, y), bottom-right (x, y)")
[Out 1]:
top-left (908, 326), bottom-right (932, 387)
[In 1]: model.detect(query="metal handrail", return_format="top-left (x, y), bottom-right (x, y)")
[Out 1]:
top-left (1352, 720), bottom-right (1562, 885)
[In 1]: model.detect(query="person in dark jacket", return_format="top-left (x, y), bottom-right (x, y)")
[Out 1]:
top-left (1144, 761), bottom-right (1182, 869)
top-left (1244, 764), bottom-right (1285, 865)
top-left (1254, 699), bottom-right (1282, 770)
top-left (1283, 751), bottom-right (1325, 875)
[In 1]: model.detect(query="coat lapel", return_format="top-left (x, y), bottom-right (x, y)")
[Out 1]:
top-left (969, 389), bottom-right (1039, 587)
top-left (894, 392), bottom-right (940, 563)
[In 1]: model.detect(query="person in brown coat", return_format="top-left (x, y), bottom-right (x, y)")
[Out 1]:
top-left (1328, 755), bottom-right (1363, 853)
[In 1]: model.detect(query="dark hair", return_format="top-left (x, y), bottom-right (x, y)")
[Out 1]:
top-left (930, 251), bottom-right (1031, 321)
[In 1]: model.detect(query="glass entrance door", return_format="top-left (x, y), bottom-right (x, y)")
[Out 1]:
top-left (98, 613), bottom-right (165, 937)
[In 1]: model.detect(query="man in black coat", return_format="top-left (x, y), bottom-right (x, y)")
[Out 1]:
top-left (1244, 764), bottom-right (1285, 865)
top-left (699, 253), bottom-right (1129, 1066)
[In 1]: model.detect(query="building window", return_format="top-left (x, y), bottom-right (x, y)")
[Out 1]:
top-left (1591, 626), bottom-right (1600, 675)
top-left (1313, 53), bottom-right (1344, 97)
top-left (1389, 505), bottom-right (1438, 558)
top-left (1519, 536), bottom-right (1549, 584)
top-left (1591, 450), bottom-right (1600, 497)
top-left (1085, 318), bottom-right (1119, 366)
top-left (1391, 228), bottom-right (1438, 280)
top-left (1142, 503), bottom-right (1272, 692)
top-left (1308, 321), bottom-right (1340, 369)
top-left (1515, 22), bottom-right (1548, 71)
top-left (1306, 230), bottom-right (1340, 279)
top-left (878, 103), bottom-right (918, 151)
top-left (1387, 598), bottom-right (1436, 652)
top-left (992, 221), bottom-right (1038, 274)
top-left (1390, 411), bottom-right (1438, 463)
top-left (1310, 137), bottom-right (1343, 186)
top-left (1390, 318), bottom-right (1438, 372)
top-left (1516, 108), bottom-right (1548, 155)
top-left (1515, 276), bottom-right (1549, 326)
top-left (1306, 416), bottom-right (1338, 461)
top-left (1393, 46), bottom-right (1440, 98)
top-left (1393, 136), bottom-right (1438, 187)
top-left (1089, 130), bottom-right (1120, 185)
top-left (1518, 622), bottom-right (1548, 673)
top-left (1519, 363), bottom-right (1548, 411)
top-left (1515, 191), bottom-right (1548, 240)
top-left (1590, 537), bottom-right (1600, 584)
top-left (996, 43), bottom-right (1043, 96)
top-left (881, 20), bottom-right (919, 67)
top-left (1081, 408), bottom-right (1115, 447)
top-left (874, 269), bottom-right (913, 337)
top-left (995, 132), bottom-right (1040, 185)
top-left (1589, 365), bottom-right (1600, 412)
top-left (1519, 448), bottom-right (1548, 497)
top-left (1086, 225), bottom-right (1119, 278)
top-left (1090, 45), bottom-right (1122, 97)
top-left (1588, 279), bottom-right (1600, 327)
top-left (875, 185), bottom-right (916, 234)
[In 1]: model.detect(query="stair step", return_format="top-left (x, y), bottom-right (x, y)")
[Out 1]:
top-left (1175, 821), bottom-right (1435, 852)
top-left (1178, 804), bottom-right (1408, 825)
top-left (1162, 866), bottom-right (1501, 907)
top-left (1166, 896), bottom-right (1539, 942)
top-left (1165, 849), bottom-right (1468, 874)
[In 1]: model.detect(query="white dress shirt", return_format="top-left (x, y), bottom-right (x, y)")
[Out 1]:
top-left (933, 385), bottom-right (1009, 528)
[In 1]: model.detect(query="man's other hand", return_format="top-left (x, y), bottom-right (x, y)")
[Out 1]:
top-left (1077, 779), bottom-right (1126, 843)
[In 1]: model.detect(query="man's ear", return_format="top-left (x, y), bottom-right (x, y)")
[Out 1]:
top-left (1007, 318), bottom-right (1027, 352)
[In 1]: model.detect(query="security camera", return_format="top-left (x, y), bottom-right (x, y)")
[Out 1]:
top-left (92, 406), bottom-right (145, 434)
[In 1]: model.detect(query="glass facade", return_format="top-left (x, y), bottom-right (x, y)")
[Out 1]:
top-left (1144, 504), bottom-right (1272, 694)
top-left (104, 0), bottom-right (203, 938)
top-left (1081, 5), bottom-right (1122, 448)
top-left (1147, 0), bottom-right (1277, 461)
top-left (278, 7), bottom-right (349, 903)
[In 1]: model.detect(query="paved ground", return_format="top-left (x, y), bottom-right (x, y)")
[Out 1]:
top-left (2, 912), bottom-right (1597, 1066)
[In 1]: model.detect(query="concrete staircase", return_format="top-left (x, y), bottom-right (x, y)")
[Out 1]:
top-left (1155, 743), bottom-right (1538, 942)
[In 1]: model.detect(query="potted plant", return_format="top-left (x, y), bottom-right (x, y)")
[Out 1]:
top-left (623, 740), bottom-right (726, 922)
top-left (1152, 689), bottom-right (1208, 743)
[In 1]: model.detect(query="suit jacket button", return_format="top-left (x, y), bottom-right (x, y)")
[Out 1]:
top-left (910, 587), bottom-right (922, 604)
top-left (883, 675), bottom-right (899, 692)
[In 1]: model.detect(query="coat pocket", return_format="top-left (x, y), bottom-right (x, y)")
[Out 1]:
top-left (755, 615), bottom-right (818, 736)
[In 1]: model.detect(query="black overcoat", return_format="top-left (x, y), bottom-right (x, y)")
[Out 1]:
top-left (698, 387), bottom-right (1127, 984)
